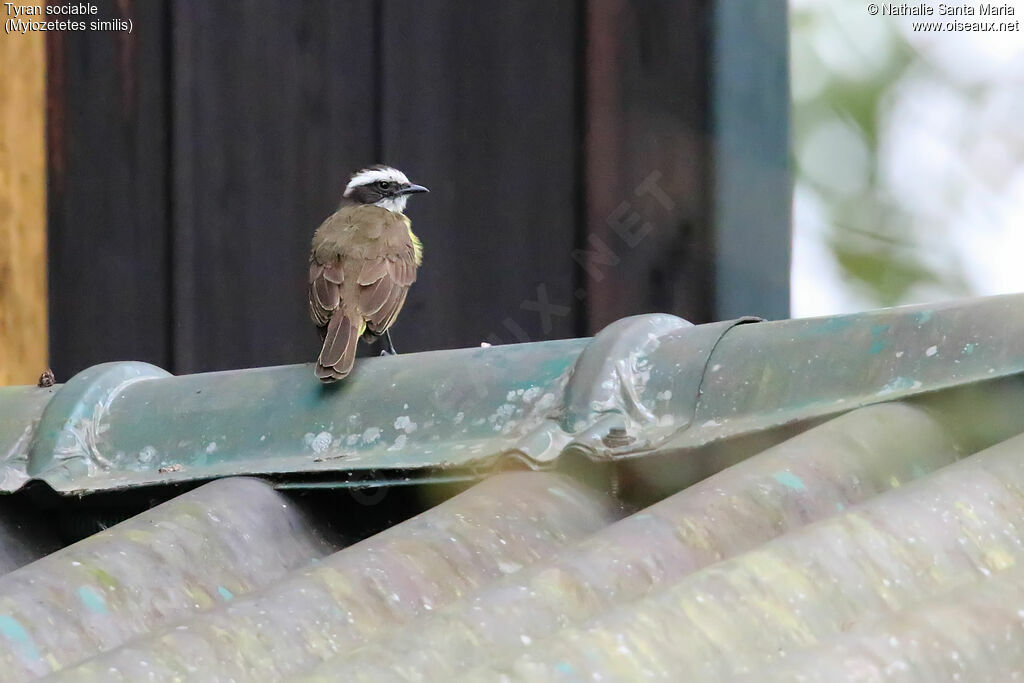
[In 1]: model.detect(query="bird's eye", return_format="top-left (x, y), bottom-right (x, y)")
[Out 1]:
top-left (376, 181), bottom-right (392, 190)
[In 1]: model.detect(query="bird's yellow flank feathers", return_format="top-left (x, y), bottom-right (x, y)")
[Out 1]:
top-left (399, 213), bottom-right (423, 266)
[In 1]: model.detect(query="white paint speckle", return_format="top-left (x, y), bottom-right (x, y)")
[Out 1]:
top-left (310, 432), bottom-right (333, 454)
top-left (480, 342), bottom-right (492, 348)
top-left (711, 364), bottom-right (722, 372)
top-left (492, 404), bottom-right (515, 420)
top-left (453, 412), bottom-right (465, 425)
top-left (394, 416), bottom-right (418, 433)
top-left (656, 390), bottom-right (673, 401)
top-left (388, 434), bottom-right (408, 452)
top-left (138, 446), bottom-right (157, 464)
top-left (925, 345), bottom-right (938, 357)
top-left (522, 386), bottom-right (542, 403)
top-left (535, 393), bottom-right (557, 412)
top-left (361, 427), bottom-right (381, 444)
top-left (205, 442), bottom-right (218, 454)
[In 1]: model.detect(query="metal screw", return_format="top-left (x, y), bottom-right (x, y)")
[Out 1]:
top-left (602, 427), bottom-right (635, 448)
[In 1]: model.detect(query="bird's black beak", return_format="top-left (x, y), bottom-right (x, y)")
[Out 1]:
top-left (399, 183), bottom-right (429, 195)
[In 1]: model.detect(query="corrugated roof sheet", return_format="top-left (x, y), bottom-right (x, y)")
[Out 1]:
top-left (296, 402), bottom-right (968, 682)
top-left (0, 478), bottom-right (338, 679)
top-left (736, 560), bottom-right (1024, 682)
top-left (42, 473), bottom-right (618, 682)
top-left (469, 431), bottom-right (1024, 681)
top-left (1, 294), bottom-right (1024, 681)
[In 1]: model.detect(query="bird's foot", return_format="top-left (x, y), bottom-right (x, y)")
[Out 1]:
top-left (382, 330), bottom-right (399, 356)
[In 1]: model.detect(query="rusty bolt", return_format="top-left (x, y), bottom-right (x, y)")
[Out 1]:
top-left (602, 427), bottom-right (635, 448)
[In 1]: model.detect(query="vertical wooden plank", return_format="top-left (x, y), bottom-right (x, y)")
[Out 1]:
top-left (171, 0), bottom-right (377, 372)
top-left (0, 29), bottom-right (47, 385)
top-left (584, 0), bottom-right (715, 332)
top-left (46, 0), bottom-right (172, 378)
top-left (712, 0), bottom-right (790, 320)
top-left (379, 0), bottom-right (581, 350)
top-left (584, 0), bottom-right (791, 329)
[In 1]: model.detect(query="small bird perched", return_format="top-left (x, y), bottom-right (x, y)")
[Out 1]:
top-left (308, 165), bottom-right (428, 382)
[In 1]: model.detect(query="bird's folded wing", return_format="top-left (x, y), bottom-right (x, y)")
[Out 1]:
top-left (308, 258), bottom-right (344, 327)
top-left (309, 207), bottom-right (419, 336)
top-left (359, 248), bottom-right (418, 336)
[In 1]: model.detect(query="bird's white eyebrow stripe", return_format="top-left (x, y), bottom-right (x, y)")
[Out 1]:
top-left (344, 167), bottom-right (410, 196)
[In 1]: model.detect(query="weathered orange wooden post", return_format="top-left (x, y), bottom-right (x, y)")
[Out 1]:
top-left (0, 29), bottom-right (48, 385)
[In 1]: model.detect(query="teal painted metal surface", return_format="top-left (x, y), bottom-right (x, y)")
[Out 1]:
top-left (27, 361), bottom-right (171, 480)
top-left (0, 385), bottom-right (53, 490)
top-left (2, 339), bottom-right (588, 493)
top-left (2, 294), bottom-right (1024, 494)
top-left (664, 293), bottom-right (1024, 452)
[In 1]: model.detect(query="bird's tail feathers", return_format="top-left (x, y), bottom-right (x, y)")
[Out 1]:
top-left (316, 314), bottom-right (363, 382)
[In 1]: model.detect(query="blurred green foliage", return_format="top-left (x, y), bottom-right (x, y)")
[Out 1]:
top-left (791, 5), bottom-right (970, 306)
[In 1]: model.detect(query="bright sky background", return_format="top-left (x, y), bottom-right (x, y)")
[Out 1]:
top-left (790, 0), bottom-right (1024, 317)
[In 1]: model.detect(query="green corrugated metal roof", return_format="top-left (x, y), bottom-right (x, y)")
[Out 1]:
top-left (2, 294), bottom-right (1024, 681)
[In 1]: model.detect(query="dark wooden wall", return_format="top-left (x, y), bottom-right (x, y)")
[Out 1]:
top-left (46, 0), bottom-right (790, 379)
top-left (47, 0), bottom-right (172, 373)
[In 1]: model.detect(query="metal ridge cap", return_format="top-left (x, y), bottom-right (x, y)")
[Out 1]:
top-left (0, 385), bottom-right (59, 491)
top-left (4, 314), bottom-right (712, 495)
top-left (663, 292), bottom-right (1024, 452)
top-left (551, 315), bottom-right (759, 460)
top-left (4, 293), bottom-right (1023, 495)
top-left (9, 339), bottom-right (593, 494)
